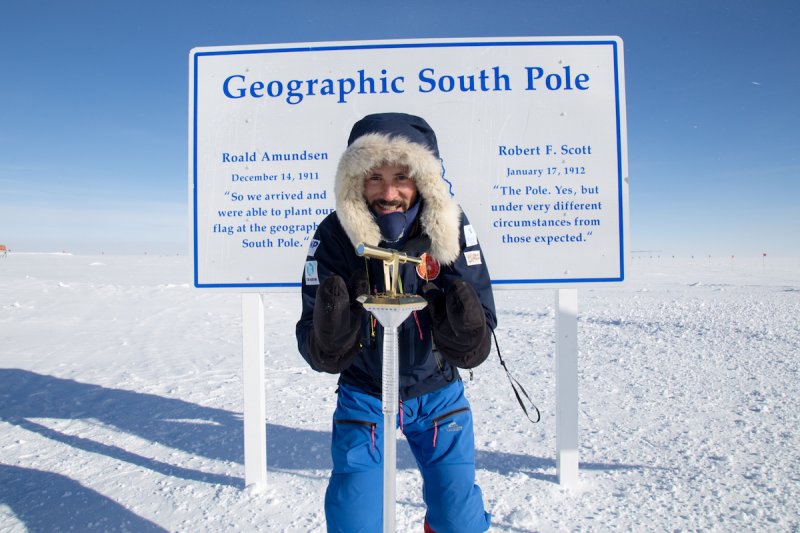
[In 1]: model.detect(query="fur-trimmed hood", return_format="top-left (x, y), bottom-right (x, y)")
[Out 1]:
top-left (334, 114), bottom-right (462, 265)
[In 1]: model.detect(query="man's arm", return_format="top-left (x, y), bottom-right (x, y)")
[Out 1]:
top-left (295, 215), bottom-right (366, 373)
top-left (422, 212), bottom-right (497, 368)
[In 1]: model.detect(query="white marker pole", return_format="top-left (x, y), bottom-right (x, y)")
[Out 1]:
top-left (363, 301), bottom-right (426, 533)
top-left (242, 293), bottom-right (267, 489)
top-left (556, 288), bottom-right (579, 487)
top-left (380, 322), bottom-right (400, 533)
top-left (355, 243), bottom-right (426, 532)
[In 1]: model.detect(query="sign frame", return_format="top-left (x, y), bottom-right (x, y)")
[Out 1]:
top-left (189, 37), bottom-right (629, 290)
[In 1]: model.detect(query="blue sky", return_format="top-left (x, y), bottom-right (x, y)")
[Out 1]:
top-left (1, 0), bottom-right (798, 257)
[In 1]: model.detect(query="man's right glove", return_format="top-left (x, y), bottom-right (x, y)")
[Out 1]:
top-left (309, 271), bottom-right (369, 374)
top-left (421, 280), bottom-right (491, 369)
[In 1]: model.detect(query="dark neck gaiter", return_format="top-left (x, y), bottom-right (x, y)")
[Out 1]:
top-left (373, 198), bottom-right (422, 249)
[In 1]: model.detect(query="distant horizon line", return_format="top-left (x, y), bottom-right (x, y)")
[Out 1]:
top-left (4, 250), bottom-right (797, 260)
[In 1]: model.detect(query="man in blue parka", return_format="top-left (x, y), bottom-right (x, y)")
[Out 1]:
top-left (296, 112), bottom-right (495, 533)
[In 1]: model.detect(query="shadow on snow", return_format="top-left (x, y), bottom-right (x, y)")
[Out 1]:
top-left (0, 464), bottom-right (167, 532)
top-left (1, 368), bottom-right (655, 528)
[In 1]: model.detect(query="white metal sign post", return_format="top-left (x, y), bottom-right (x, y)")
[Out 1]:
top-left (241, 293), bottom-right (267, 488)
top-left (189, 36), bottom-right (627, 493)
top-left (556, 289), bottom-right (579, 486)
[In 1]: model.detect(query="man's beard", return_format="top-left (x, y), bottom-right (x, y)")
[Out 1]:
top-left (370, 199), bottom-right (407, 212)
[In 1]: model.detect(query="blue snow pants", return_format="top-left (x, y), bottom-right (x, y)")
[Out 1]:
top-left (325, 380), bottom-right (491, 533)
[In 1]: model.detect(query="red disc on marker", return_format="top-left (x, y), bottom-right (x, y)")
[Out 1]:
top-left (416, 252), bottom-right (441, 281)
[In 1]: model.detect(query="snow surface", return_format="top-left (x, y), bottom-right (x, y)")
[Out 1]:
top-left (1, 253), bottom-right (799, 532)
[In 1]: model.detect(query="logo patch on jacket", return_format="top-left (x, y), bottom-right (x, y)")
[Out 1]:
top-left (416, 252), bottom-right (441, 281)
top-left (464, 250), bottom-right (482, 266)
top-left (304, 261), bottom-right (319, 285)
top-left (464, 224), bottom-right (479, 247)
top-left (446, 421), bottom-right (463, 433)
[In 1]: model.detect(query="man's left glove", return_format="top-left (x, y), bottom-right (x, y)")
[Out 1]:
top-left (421, 280), bottom-right (491, 369)
top-left (309, 271), bottom-right (369, 374)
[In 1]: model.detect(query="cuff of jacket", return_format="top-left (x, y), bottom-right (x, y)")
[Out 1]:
top-left (309, 333), bottom-right (360, 374)
top-left (436, 323), bottom-right (491, 369)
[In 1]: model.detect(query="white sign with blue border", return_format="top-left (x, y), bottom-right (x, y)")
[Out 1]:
top-left (189, 36), bottom-right (629, 289)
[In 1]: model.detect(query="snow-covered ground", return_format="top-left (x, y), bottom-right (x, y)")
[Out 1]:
top-left (1, 252), bottom-right (799, 532)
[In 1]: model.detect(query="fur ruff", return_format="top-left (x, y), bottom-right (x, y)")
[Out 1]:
top-left (334, 133), bottom-right (462, 266)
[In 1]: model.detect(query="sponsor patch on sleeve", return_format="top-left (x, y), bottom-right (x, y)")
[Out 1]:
top-left (464, 225), bottom-right (478, 247)
top-left (464, 250), bottom-right (482, 266)
top-left (304, 261), bottom-right (320, 285)
top-left (307, 239), bottom-right (320, 257)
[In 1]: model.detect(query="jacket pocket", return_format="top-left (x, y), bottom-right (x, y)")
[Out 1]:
top-left (334, 419), bottom-right (378, 451)
top-left (431, 406), bottom-right (470, 448)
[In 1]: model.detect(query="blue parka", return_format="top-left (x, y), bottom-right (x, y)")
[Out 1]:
top-left (295, 209), bottom-right (496, 401)
top-left (295, 112), bottom-right (496, 401)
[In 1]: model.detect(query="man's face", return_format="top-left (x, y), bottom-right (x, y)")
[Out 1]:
top-left (363, 164), bottom-right (418, 214)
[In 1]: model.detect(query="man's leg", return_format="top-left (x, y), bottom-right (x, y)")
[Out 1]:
top-left (404, 380), bottom-right (491, 533)
top-left (325, 384), bottom-right (384, 533)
